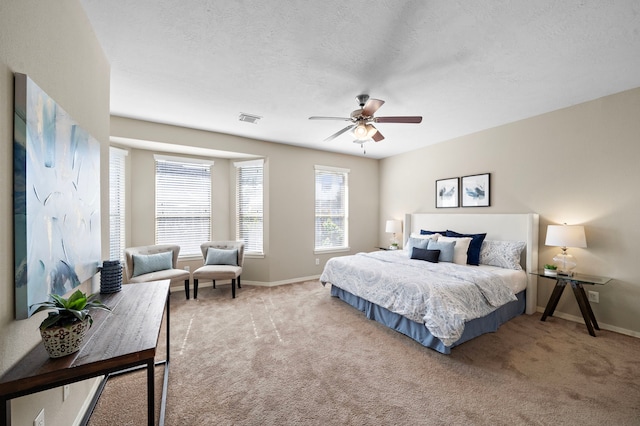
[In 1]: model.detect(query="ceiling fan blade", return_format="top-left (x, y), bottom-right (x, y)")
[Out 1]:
top-left (324, 124), bottom-right (356, 142)
top-left (372, 129), bottom-right (385, 142)
top-left (374, 116), bottom-right (423, 124)
top-left (309, 116), bottom-right (352, 121)
top-left (362, 98), bottom-right (385, 116)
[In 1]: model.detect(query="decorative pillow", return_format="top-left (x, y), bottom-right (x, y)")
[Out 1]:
top-left (410, 247), bottom-right (440, 263)
top-left (420, 229), bottom-right (446, 236)
top-left (410, 232), bottom-right (440, 240)
top-left (132, 251), bottom-right (173, 277)
top-left (445, 230), bottom-right (487, 265)
top-left (405, 237), bottom-right (430, 253)
top-left (427, 240), bottom-right (456, 263)
top-left (437, 236), bottom-right (472, 265)
top-left (205, 248), bottom-right (238, 266)
top-left (479, 240), bottom-right (526, 270)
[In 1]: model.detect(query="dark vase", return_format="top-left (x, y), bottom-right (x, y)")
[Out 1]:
top-left (100, 260), bottom-right (123, 293)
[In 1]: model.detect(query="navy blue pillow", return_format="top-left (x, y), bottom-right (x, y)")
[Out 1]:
top-left (411, 247), bottom-right (440, 263)
top-left (420, 229), bottom-right (446, 235)
top-left (444, 230), bottom-right (487, 265)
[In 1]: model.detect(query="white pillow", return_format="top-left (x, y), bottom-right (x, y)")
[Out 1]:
top-left (479, 240), bottom-right (526, 270)
top-left (437, 236), bottom-right (472, 265)
top-left (409, 232), bottom-right (440, 240)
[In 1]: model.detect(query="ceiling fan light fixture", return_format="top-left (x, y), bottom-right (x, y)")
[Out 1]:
top-left (353, 122), bottom-right (369, 139)
top-left (353, 122), bottom-right (378, 140)
top-left (365, 124), bottom-right (377, 138)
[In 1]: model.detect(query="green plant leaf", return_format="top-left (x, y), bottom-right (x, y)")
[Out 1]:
top-left (30, 290), bottom-right (111, 330)
top-left (67, 290), bottom-right (88, 310)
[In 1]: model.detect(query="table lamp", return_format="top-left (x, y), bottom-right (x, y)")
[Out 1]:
top-left (545, 224), bottom-right (587, 275)
top-left (385, 220), bottom-right (402, 250)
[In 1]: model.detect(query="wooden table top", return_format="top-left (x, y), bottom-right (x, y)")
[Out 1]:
top-left (0, 280), bottom-right (170, 399)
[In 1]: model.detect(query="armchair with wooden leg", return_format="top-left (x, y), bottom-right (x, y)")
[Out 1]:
top-left (192, 241), bottom-right (244, 299)
top-left (124, 244), bottom-right (192, 298)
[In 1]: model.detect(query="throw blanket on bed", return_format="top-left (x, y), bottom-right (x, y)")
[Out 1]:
top-left (320, 250), bottom-right (517, 346)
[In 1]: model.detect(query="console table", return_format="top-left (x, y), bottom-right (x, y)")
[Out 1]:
top-left (0, 280), bottom-right (170, 426)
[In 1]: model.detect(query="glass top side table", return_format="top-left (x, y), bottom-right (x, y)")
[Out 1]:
top-left (532, 270), bottom-right (611, 336)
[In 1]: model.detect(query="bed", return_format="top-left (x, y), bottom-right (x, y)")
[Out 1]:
top-left (320, 213), bottom-right (539, 354)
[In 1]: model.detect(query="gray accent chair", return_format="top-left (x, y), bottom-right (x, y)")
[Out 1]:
top-left (124, 244), bottom-right (192, 298)
top-left (192, 241), bottom-right (244, 299)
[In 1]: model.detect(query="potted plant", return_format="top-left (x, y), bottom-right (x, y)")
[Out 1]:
top-left (543, 264), bottom-right (558, 276)
top-left (31, 289), bottom-right (111, 358)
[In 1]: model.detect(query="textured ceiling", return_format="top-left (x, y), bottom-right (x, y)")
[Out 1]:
top-left (80, 0), bottom-right (640, 159)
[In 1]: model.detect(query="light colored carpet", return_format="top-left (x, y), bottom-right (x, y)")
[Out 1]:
top-left (88, 281), bottom-right (640, 425)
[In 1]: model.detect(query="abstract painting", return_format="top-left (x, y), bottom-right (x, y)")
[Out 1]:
top-left (435, 177), bottom-right (459, 208)
top-left (14, 73), bottom-right (101, 319)
top-left (461, 173), bottom-right (490, 207)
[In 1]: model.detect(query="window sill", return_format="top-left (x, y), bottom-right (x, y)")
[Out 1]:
top-left (178, 255), bottom-right (203, 262)
top-left (245, 253), bottom-right (265, 259)
top-left (314, 247), bottom-right (350, 255)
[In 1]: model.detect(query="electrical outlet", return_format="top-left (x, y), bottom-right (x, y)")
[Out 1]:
top-left (34, 408), bottom-right (45, 426)
top-left (588, 291), bottom-right (599, 303)
top-left (184, 265), bottom-right (190, 272)
top-left (315, 258), bottom-right (320, 265)
top-left (63, 384), bottom-right (70, 401)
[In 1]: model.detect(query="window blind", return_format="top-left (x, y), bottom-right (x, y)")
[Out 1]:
top-left (235, 159), bottom-right (264, 254)
top-left (109, 147), bottom-right (128, 261)
top-left (314, 165), bottom-right (349, 251)
top-left (155, 156), bottom-right (212, 258)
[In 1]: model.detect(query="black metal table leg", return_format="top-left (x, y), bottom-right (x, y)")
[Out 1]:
top-left (147, 360), bottom-right (155, 426)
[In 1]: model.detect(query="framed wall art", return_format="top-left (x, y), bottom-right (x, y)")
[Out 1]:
top-left (14, 73), bottom-right (101, 319)
top-left (461, 173), bottom-right (490, 207)
top-left (435, 177), bottom-right (459, 208)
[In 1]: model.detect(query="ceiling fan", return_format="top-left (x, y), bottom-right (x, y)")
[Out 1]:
top-left (309, 94), bottom-right (422, 143)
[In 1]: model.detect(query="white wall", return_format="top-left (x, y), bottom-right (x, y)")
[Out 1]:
top-left (0, 0), bottom-right (110, 424)
top-left (111, 116), bottom-right (380, 284)
top-left (380, 87), bottom-right (640, 336)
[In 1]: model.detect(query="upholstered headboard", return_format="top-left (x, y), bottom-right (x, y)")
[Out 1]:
top-left (404, 213), bottom-right (539, 315)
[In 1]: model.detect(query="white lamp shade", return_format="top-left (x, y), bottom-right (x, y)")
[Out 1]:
top-left (385, 220), bottom-right (402, 234)
top-left (353, 123), bottom-right (378, 140)
top-left (545, 225), bottom-right (587, 248)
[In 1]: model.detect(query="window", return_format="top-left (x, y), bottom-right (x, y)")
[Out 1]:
top-left (235, 159), bottom-right (264, 255)
top-left (155, 155), bottom-right (213, 258)
top-left (109, 147), bottom-right (128, 261)
top-left (314, 165), bottom-right (349, 252)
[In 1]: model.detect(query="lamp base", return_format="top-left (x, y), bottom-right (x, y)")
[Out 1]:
top-left (553, 252), bottom-right (577, 275)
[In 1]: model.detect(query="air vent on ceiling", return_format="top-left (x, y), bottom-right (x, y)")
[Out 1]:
top-left (238, 113), bottom-right (262, 124)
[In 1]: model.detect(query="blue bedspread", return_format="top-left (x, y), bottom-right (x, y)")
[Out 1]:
top-left (320, 250), bottom-right (517, 346)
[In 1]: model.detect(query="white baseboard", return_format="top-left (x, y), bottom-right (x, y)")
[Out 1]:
top-left (535, 307), bottom-right (640, 339)
top-left (73, 377), bottom-right (104, 426)
top-left (243, 275), bottom-right (322, 287)
top-left (170, 275), bottom-right (322, 293)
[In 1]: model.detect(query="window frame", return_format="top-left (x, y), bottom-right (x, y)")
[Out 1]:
top-left (234, 159), bottom-right (264, 257)
top-left (109, 147), bottom-right (128, 262)
top-left (154, 154), bottom-right (214, 259)
top-left (314, 165), bottom-right (350, 254)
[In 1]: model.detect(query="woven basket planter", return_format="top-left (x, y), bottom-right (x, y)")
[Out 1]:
top-left (39, 318), bottom-right (90, 358)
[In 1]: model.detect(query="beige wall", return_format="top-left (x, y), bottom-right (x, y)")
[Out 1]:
top-left (111, 116), bottom-right (380, 284)
top-left (2, 1), bottom-right (638, 423)
top-left (0, 0), bottom-right (110, 424)
top-left (380, 87), bottom-right (640, 336)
